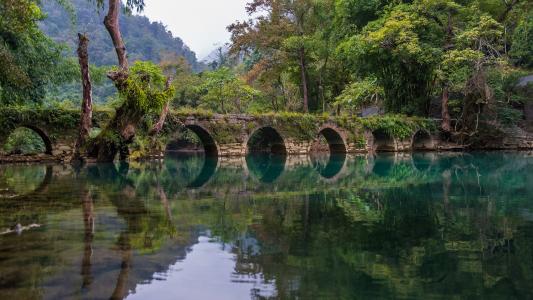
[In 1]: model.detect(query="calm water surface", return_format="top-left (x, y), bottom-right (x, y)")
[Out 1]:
top-left (1, 152), bottom-right (533, 299)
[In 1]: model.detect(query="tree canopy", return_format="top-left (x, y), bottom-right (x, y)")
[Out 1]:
top-left (0, 0), bottom-right (67, 104)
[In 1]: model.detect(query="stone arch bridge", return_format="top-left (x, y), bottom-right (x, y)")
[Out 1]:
top-left (6, 107), bottom-right (526, 162)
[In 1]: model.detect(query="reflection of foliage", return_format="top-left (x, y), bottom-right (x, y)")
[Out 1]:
top-left (1, 152), bottom-right (533, 298)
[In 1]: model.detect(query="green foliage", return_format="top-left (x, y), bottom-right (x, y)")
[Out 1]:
top-left (119, 61), bottom-right (175, 114)
top-left (510, 11), bottom-right (533, 68)
top-left (337, 3), bottom-right (440, 115)
top-left (437, 49), bottom-right (483, 91)
top-left (229, 0), bottom-right (532, 129)
top-left (0, 0), bottom-right (66, 105)
top-left (197, 67), bottom-right (262, 114)
top-left (359, 115), bottom-right (436, 139)
top-left (486, 64), bottom-right (529, 125)
top-left (334, 77), bottom-right (384, 111)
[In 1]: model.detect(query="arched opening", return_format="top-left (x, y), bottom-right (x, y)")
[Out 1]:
top-left (310, 127), bottom-right (347, 179)
top-left (412, 130), bottom-right (434, 151)
top-left (246, 127), bottom-right (287, 183)
top-left (372, 129), bottom-right (395, 152)
top-left (313, 127), bottom-right (347, 154)
top-left (247, 127), bottom-right (287, 154)
top-left (166, 125), bottom-right (218, 157)
top-left (165, 125), bottom-right (219, 188)
top-left (1, 126), bottom-right (53, 156)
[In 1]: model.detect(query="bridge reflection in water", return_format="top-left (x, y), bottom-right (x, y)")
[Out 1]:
top-left (1, 152), bottom-right (533, 299)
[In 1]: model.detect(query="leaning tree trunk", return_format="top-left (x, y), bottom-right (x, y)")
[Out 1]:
top-left (104, 0), bottom-right (128, 71)
top-left (299, 47), bottom-right (309, 113)
top-left (74, 33), bottom-right (93, 160)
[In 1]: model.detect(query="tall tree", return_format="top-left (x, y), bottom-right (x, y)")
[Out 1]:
top-left (74, 33), bottom-right (93, 159)
top-left (229, 0), bottom-right (332, 113)
top-left (85, 0), bottom-right (174, 162)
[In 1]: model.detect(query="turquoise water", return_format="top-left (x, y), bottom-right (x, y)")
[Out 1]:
top-left (0, 152), bottom-right (533, 299)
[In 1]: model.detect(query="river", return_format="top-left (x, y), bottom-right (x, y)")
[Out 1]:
top-left (1, 152), bottom-right (533, 299)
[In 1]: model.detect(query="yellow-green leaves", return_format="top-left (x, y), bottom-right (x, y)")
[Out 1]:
top-left (335, 77), bottom-right (384, 111)
top-left (120, 61), bottom-right (174, 114)
top-left (365, 10), bottom-right (425, 57)
top-left (456, 15), bottom-right (504, 53)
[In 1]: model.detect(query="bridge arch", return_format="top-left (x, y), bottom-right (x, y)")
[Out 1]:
top-left (167, 124), bottom-right (219, 156)
top-left (316, 125), bottom-right (347, 154)
top-left (2, 125), bottom-right (53, 155)
top-left (371, 129), bottom-right (396, 152)
top-left (246, 126), bottom-right (287, 154)
top-left (411, 130), bottom-right (434, 151)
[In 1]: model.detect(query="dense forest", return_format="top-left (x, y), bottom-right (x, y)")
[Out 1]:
top-left (0, 0), bottom-right (532, 159)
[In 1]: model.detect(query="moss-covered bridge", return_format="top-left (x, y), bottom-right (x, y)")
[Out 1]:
top-left (1, 108), bottom-right (450, 161)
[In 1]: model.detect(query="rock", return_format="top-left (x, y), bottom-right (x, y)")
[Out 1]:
top-left (58, 145), bottom-right (72, 152)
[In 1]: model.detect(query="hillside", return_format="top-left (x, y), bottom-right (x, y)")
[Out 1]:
top-left (39, 0), bottom-right (204, 71)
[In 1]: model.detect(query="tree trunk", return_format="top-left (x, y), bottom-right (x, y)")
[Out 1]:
top-left (104, 0), bottom-right (128, 70)
top-left (74, 33), bottom-right (93, 160)
top-left (441, 86), bottom-right (451, 132)
top-left (299, 47), bottom-right (309, 113)
top-left (85, 0), bottom-right (132, 162)
top-left (157, 185), bottom-right (172, 221)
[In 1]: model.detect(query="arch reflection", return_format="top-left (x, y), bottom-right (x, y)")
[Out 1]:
top-left (0, 165), bottom-right (53, 199)
top-left (310, 152), bottom-right (347, 180)
top-left (246, 153), bottom-right (286, 183)
top-left (412, 152), bottom-right (436, 172)
top-left (372, 153), bottom-right (396, 177)
top-left (165, 153), bottom-right (218, 189)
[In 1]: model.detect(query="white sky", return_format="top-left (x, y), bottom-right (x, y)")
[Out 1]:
top-left (140, 0), bottom-right (250, 60)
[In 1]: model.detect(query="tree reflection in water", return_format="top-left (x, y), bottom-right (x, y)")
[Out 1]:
top-left (0, 152), bottom-right (532, 299)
